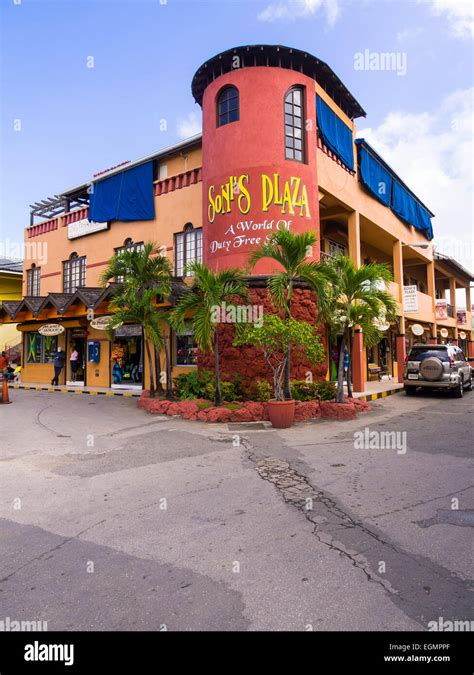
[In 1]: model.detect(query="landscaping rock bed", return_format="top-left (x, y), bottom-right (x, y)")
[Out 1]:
top-left (138, 394), bottom-right (371, 423)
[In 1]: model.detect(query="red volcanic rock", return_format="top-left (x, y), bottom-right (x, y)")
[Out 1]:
top-left (229, 407), bottom-right (254, 423)
top-left (196, 411), bottom-right (209, 422)
top-left (346, 397), bottom-right (372, 412)
top-left (178, 400), bottom-right (200, 419)
top-left (320, 401), bottom-right (356, 420)
top-left (165, 402), bottom-right (183, 416)
top-left (206, 407), bottom-right (233, 423)
top-left (242, 401), bottom-right (265, 420)
top-left (294, 401), bottom-right (320, 422)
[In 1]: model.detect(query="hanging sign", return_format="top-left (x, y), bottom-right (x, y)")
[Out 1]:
top-left (435, 299), bottom-right (448, 320)
top-left (403, 285), bottom-right (418, 313)
top-left (38, 324), bottom-right (65, 336)
top-left (90, 316), bottom-right (118, 331)
top-left (68, 219), bottom-right (109, 240)
top-left (411, 323), bottom-right (424, 336)
top-left (439, 328), bottom-right (449, 338)
top-left (459, 331), bottom-right (467, 340)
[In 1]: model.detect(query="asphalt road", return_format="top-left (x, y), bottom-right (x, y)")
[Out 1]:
top-left (0, 387), bottom-right (472, 631)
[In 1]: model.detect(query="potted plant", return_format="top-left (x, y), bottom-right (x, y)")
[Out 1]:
top-left (234, 314), bottom-right (325, 428)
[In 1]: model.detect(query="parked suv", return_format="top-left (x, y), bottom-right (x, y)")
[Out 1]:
top-left (404, 344), bottom-right (472, 398)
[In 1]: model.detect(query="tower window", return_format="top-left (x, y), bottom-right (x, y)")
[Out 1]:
top-left (217, 86), bottom-right (239, 127)
top-left (284, 87), bottom-right (305, 162)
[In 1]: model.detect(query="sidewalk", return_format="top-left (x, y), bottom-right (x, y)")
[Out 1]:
top-left (347, 378), bottom-right (403, 401)
top-left (8, 382), bottom-right (141, 397)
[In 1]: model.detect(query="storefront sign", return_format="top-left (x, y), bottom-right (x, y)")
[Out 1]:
top-left (90, 316), bottom-right (116, 330)
top-left (38, 324), bottom-right (65, 336)
top-left (435, 299), bottom-right (448, 320)
top-left (68, 219), bottom-right (109, 240)
top-left (411, 323), bottom-right (424, 336)
top-left (456, 309), bottom-right (467, 325)
top-left (439, 328), bottom-right (449, 338)
top-left (114, 324), bottom-right (142, 337)
top-left (403, 285), bottom-right (418, 313)
top-left (373, 313), bottom-right (390, 331)
top-left (459, 331), bottom-right (467, 340)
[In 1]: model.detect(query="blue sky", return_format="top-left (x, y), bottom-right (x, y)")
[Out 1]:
top-left (1, 0), bottom-right (473, 268)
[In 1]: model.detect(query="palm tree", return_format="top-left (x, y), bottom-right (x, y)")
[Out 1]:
top-left (320, 255), bottom-right (398, 402)
top-left (249, 229), bottom-right (335, 398)
top-left (101, 242), bottom-right (173, 397)
top-left (171, 262), bottom-right (248, 406)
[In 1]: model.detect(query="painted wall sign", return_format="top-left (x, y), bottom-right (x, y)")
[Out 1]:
top-left (411, 323), bottom-right (424, 336)
top-left (456, 309), bottom-right (467, 325)
top-left (68, 218), bottom-right (109, 240)
top-left (403, 285), bottom-right (418, 313)
top-left (435, 299), bottom-right (448, 320)
top-left (90, 316), bottom-right (117, 331)
top-left (38, 324), bottom-right (65, 336)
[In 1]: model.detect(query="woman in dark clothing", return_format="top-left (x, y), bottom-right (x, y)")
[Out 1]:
top-left (51, 347), bottom-right (66, 386)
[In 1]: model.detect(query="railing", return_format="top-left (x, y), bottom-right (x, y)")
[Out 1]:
top-left (320, 251), bottom-right (335, 262)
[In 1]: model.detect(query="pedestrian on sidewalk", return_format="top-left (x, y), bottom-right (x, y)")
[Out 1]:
top-left (51, 347), bottom-right (65, 386)
top-left (0, 351), bottom-right (7, 374)
top-left (69, 345), bottom-right (79, 383)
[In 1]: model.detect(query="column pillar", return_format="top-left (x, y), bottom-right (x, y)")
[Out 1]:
top-left (396, 333), bottom-right (406, 383)
top-left (393, 241), bottom-right (406, 382)
top-left (468, 341), bottom-right (474, 358)
top-left (352, 329), bottom-right (365, 393)
top-left (348, 211), bottom-right (361, 269)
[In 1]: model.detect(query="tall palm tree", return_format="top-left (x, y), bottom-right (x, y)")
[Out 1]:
top-left (320, 255), bottom-right (398, 402)
top-left (171, 262), bottom-right (248, 406)
top-left (249, 229), bottom-right (335, 398)
top-left (101, 242), bottom-right (173, 397)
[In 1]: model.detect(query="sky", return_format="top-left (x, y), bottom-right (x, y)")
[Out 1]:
top-left (1, 0), bottom-right (473, 270)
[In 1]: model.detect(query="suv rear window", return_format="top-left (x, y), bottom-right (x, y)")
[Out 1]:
top-left (408, 348), bottom-right (450, 362)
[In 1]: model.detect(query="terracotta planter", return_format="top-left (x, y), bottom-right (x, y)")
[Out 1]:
top-left (267, 399), bottom-right (296, 428)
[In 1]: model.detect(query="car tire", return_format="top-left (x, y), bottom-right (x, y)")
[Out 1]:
top-left (405, 386), bottom-right (416, 396)
top-left (453, 377), bottom-right (464, 398)
top-left (464, 377), bottom-right (472, 391)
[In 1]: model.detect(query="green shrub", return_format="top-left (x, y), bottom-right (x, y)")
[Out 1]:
top-left (173, 370), bottom-right (213, 400)
top-left (203, 380), bottom-right (241, 402)
top-left (254, 379), bottom-right (272, 402)
top-left (290, 380), bottom-right (336, 401)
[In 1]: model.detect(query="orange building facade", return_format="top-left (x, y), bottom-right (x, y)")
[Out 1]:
top-left (1, 45), bottom-right (473, 392)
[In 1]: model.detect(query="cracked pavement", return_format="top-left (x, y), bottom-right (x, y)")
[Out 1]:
top-left (0, 388), bottom-right (472, 630)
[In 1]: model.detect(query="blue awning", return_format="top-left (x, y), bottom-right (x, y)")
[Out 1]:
top-left (355, 139), bottom-right (434, 240)
top-left (316, 96), bottom-right (354, 171)
top-left (89, 161), bottom-right (155, 223)
top-left (357, 145), bottom-right (392, 207)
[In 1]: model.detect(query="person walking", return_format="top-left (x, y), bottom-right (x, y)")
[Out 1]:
top-left (69, 345), bottom-right (79, 383)
top-left (51, 347), bottom-right (65, 386)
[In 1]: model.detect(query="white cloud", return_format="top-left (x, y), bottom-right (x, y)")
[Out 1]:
top-left (177, 112), bottom-right (202, 139)
top-left (357, 88), bottom-right (474, 271)
top-left (419, 0), bottom-right (474, 39)
top-left (258, 0), bottom-right (341, 27)
top-left (396, 26), bottom-right (424, 43)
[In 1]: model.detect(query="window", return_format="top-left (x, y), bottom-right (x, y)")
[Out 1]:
top-left (63, 253), bottom-right (86, 293)
top-left (217, 86), bottom-right (239, 127)
top-left (174, 323), bottom-right (198, 366)
top-left (175, 224), bottom-right (202, 277)
top-left (114, 239), bottom-right (145, 282)
top-left (26, 332), bottom-right (57, 364)
top-left (26, 264), bottom-right (41, 296)
top-left (284, 87), bottom-right (305, 162)
top-left (328, 240), bottom-right (346, 258)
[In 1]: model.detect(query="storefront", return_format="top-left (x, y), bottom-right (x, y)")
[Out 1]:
top-left (66, 327), bottom-right (88, 385)
top-left (110, 324), bottom-right (144, 389)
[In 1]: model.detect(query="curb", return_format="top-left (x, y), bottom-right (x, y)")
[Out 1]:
top-left (8, 384), bottom-right (141, 398)
top-left (357, 387), bottom-right (403, 402)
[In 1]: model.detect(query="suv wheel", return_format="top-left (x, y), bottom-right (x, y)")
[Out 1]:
top-left (453, 377), bottom-right (464, 398)
top-left (464, 377), bottom-right (472, 391)
top-left (405, 386), bottom-right (417, 396)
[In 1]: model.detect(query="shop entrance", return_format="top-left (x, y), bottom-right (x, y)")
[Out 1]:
top-left (111, 324), bottom-right (143, 389)
top-left (67, 329), bottom-right (87, 386)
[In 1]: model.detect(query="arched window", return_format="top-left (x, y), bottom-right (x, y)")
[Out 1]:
top-left (217, 86), bottom-right (239, 127)
top-left (175, 223), bottom-right (203, 277)
top-left (63, 252), bottom-right (86, 293)
top-left (114, 239), bottom-right (145, 282)
top-left (27, 263), bottom-right (41, 297)
top-left (284, 87), bottom-right (305, 162)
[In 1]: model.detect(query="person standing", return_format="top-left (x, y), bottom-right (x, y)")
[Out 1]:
top-left (51, 347), bottom-right (65, 386)
top-left (69, 345), bottom-right (79, 383)
top-left (0, 351), bottom-right (7, 375)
